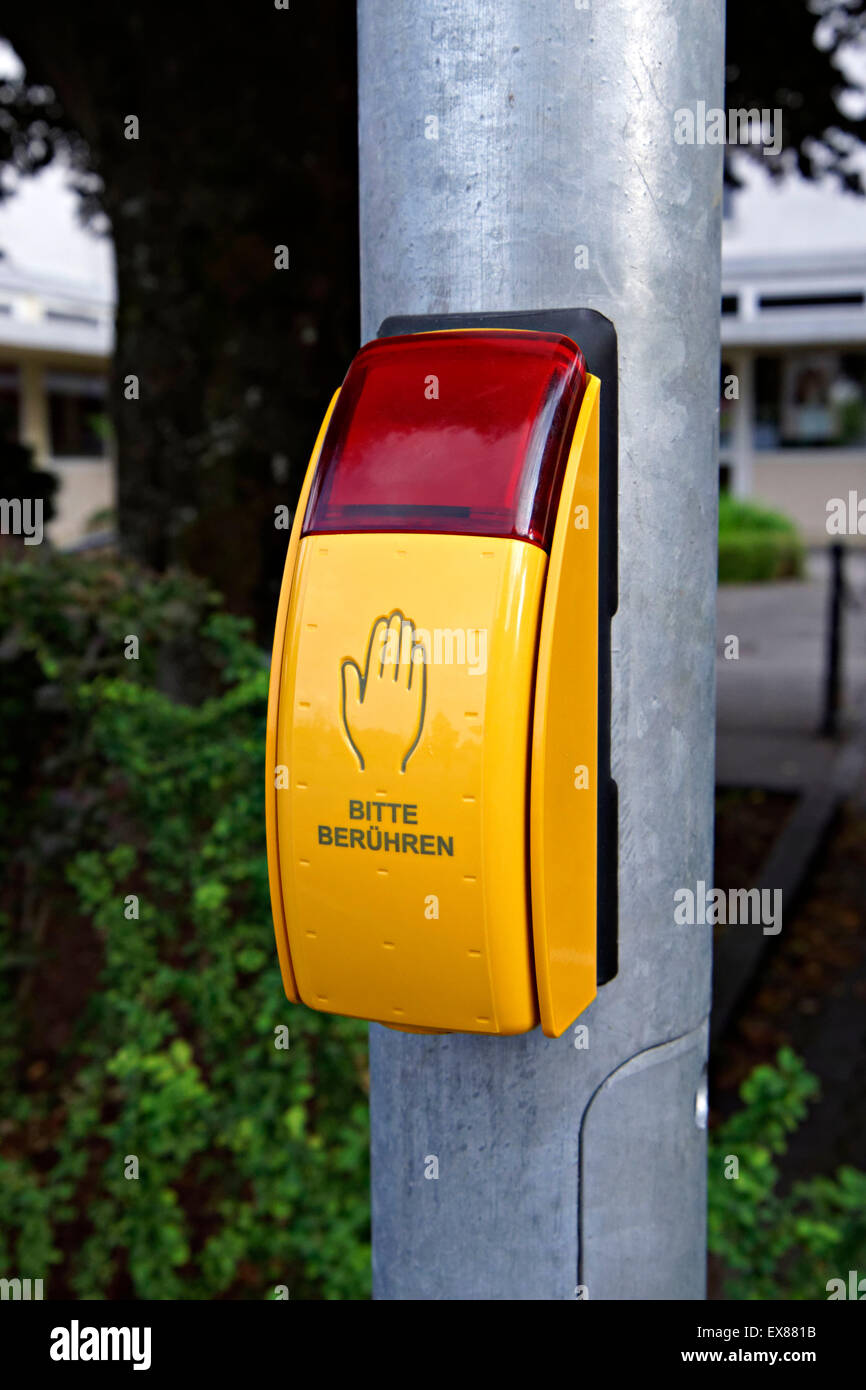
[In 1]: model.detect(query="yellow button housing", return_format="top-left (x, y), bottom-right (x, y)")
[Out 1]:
top-left (276, 531), bottom-right (545, 1035)
top-left (267, 366), bottom-right (604, 1037)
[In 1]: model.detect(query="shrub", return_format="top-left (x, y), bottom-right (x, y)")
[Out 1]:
top-left (0, 551), bottom-right (370, 1299)
top-left (718, 494), bottom-right (805, 583)
top-left (708, 1048), bottom-right (866, 1299)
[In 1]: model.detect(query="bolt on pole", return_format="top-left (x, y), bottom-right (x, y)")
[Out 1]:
top-left (358, 0), bottom-right (724, 1299)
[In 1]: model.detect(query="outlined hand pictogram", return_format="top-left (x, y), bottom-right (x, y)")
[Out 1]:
top-left (341, 610), bottom-right (427, 772)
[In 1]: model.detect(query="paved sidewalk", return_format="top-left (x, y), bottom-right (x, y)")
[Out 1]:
top-left (712, 550), bottom-right (866, 1041)
top-left (716, 551), bottom-right (866, 791)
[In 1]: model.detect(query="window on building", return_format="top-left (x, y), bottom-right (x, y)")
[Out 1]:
top-left (753, 350), bottom-right (866, 450)
top-left (754, 355), bottom-right (782, 449)
top-left (46, 371), bottom-right (108, 458)
top-left (0, 366), bottom-right (19, 443)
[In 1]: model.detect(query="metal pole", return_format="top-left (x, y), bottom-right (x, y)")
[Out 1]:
top-left (359, 0), bottom-right (723, 1300)
top-left (820, 541), bottom-right (844, 738)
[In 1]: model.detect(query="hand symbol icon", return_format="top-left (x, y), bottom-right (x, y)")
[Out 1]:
top-left (340, 610), bottom-right (428, 773)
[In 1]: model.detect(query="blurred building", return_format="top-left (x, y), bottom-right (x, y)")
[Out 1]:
top-left (721, 160), bottom-right (866, 545)
top-left (0, 36), bottom-right (115, 549)
top-left (721, 250), bottom-right (866, 543)
top-left (0, 248), bottom-right (114, 546)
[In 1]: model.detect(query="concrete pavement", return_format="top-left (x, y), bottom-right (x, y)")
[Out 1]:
top-left (715, 550), bottom-right (866, 791)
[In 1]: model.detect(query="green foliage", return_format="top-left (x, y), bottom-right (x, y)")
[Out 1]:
top-left (718, 496), bottom-right (800, 535)
top-left (708, 1048), bottom-right (866, 1299)
top-left (0, 551), bottom-right (370, 1299)
top-left (718, 495), bottom-right (805, 584)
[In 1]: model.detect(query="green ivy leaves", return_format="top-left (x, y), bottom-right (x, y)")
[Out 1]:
top-left (0, 552), bottom-right (370, 1299)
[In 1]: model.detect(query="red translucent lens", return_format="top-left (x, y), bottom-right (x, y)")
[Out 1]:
top-left (302, 330), bottom-right (586, 550)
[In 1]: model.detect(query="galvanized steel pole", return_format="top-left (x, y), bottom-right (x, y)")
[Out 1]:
top-left (359, 0), bottom-right (724, 1299)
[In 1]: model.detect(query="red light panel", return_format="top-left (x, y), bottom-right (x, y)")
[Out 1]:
top-left (303, 330), bottom-right (586, 550)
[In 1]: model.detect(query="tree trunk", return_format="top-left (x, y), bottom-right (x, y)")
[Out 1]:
top-left (4, 4), bottom-right (359, 633)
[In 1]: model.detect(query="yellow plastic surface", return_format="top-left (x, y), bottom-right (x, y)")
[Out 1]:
top-left (266, 390), bottom-right (341, 1001)
top-left (274, 532), bottom-right (546, 1034)
top-left (530, 374), bottom-right (601, 1037)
